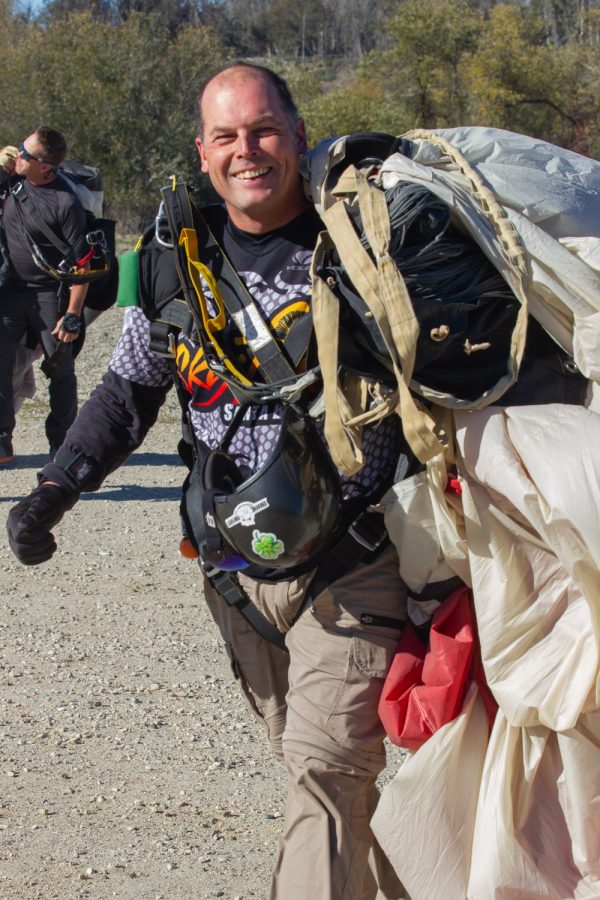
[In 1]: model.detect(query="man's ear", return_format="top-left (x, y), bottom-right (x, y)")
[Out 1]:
top-left (195, 137), bottom-right (209, 174)
top-left (295, 119), bottom-right (308, 155)
top-left (41, 162), bottom-right (55, 182)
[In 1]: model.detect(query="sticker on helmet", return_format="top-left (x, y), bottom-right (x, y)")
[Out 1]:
top-left (225, 498), bottom-right (270, 529)
top-left (251, 530), bottom-right (285, 560)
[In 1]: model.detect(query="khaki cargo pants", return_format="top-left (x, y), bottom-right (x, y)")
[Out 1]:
top-left (203, 542), bottom-right (407, 900)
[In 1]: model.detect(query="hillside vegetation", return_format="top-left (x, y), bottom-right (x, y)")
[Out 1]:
top-left (4, 0), bottom-right (600, 226)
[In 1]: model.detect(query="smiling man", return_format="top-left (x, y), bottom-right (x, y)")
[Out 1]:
top-left (0, 125), bottom-right (88, 462)
top-left (196, 65), bottom-right (308, 232)
top-left (7, 65), bottom-right (410, 899)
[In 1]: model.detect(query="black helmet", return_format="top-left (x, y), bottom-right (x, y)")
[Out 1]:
top-left (201, 406), bottom-right (343, 571)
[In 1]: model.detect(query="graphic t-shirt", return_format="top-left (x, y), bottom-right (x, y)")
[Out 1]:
top-left (109, 205), bottom-right (407, 502)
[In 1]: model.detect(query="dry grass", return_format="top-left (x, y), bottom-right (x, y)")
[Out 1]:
top-left (115, 229), bottom-right (141, 256)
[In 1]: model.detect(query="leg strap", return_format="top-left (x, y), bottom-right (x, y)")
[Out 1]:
top-left (208, 570), bottom-right (288, 652)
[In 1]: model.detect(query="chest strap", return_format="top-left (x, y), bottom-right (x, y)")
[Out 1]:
top-left (148, 296), bottom-right (193, 358)
top-left (161, 180), bottom-right (297, 395)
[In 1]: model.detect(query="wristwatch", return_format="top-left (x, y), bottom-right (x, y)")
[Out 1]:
top-left (61, 312), bottom-right (82, 334)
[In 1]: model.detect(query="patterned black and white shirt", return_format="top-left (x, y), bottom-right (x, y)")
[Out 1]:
top-left (46, 204), bottom-right (409, 508)
top-left (110, 206), bottom-right (405, 502)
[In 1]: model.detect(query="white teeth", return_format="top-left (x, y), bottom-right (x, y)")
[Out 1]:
top-left (235, 167), bottom-right (269, 180)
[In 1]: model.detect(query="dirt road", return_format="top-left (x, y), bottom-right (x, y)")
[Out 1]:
top-left (0, 306), bottom-right (403, 899)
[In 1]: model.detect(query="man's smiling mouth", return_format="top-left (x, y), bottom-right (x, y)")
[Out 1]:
top-left (234, 167), bottom-right (271, 181)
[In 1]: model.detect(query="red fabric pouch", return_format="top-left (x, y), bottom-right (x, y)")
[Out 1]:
top-left (379, 584), bottom-right (483, 751)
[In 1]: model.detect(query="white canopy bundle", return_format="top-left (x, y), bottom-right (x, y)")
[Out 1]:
top-left (304, 126), bottom-right (600, 898)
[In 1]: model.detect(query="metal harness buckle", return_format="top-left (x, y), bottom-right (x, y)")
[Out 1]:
top-left (348, 511), bottom-right (387, 553)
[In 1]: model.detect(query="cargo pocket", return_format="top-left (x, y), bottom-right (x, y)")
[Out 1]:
top-left (325, 627), bottom-right (402, 756)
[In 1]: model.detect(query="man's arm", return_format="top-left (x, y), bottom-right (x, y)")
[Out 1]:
top-left (7, 308), bottom-right (175, 564)
top-left (53, 280), bottom-right (88, 343)
top-left (7, 371), bottom-right (171, 565)
top-left (48, 368), bottom-right (171, 487)
top-left (51, 184), bottom-right (91, 341)
top-left (65, 281), bottom-right (88, 316)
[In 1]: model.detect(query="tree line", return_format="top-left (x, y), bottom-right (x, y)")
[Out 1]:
top-left (3, 0), bottom-right (600, 228)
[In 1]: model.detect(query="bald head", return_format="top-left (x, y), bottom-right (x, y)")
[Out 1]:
top-left (196, 63), bottom-right (299, 139)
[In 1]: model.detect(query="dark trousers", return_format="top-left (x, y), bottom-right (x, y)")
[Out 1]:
top-left (0, 284), bottom-right (77, 449)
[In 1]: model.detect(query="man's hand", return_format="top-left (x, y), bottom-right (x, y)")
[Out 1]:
top-left (7, 483), bottom-right (74, 565)
top-left (52, 312), bottom-right (83, 344)
top-left (0, 145), bottom-right (17, 173)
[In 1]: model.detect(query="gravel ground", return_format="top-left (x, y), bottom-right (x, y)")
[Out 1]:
top-left (0, 304), bottom-right (405, 900)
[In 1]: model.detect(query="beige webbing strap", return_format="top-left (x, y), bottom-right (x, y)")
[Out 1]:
top-left (311, 238), bottom-right (366, 475)
top-left (321, 182), bottom-right (444, 463)
top-left (404, 130), bottom-right (528, 275)
top-left (314, 133), bottom-right (533, 468)
top-left (355, 169), bottom-right (419, 377)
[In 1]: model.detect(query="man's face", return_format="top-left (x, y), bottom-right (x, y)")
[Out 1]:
top-left (15, 133), bottom-right (53, 180)
top-left (196, 71), bottom-right (308, 233)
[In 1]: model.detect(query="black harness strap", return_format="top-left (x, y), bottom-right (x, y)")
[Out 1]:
top-left (161, 181), bottom-right (297, 389)
top-left (208, 570), bottom-right (288, 652)
top-left (12, 181), bottom-right (73, 258)
top-left (290, 507), bottom-right (390, 627)
top-left (192, 208), bottom-right (297, 384)
top-left (148, 296), bottom-right (193, 358)
top-left (12, 179), bottom-right (110, 288)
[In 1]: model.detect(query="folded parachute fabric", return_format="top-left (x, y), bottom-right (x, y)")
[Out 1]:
top-left (373, 402), bottom-right (600, 900)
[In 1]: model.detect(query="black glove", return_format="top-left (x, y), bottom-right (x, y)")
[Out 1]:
top-left (7, 483), bottom-right (75, 565)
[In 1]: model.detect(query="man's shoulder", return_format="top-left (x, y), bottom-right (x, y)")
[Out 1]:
top-left (27, 176), bottom-right (84, 218)
top-left (28, 174), bottom-right (76, 198)
top-left (53, 174), bottom-right (86, 209)
top-left (135, 222), bottom-right (181, 319)
top-left (141, 197), bottom-right (226, 259)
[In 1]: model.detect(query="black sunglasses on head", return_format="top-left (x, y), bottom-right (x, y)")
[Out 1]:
top-left (18, 141), bottom-right (50, 164)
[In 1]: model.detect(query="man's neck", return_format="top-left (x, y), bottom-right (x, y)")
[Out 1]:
top-left (227, 198), bottom-right (311, 235)
top-left (26, 170), bottom-right (56, 188)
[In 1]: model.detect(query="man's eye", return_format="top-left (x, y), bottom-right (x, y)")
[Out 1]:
top-left (214, 134), bottom-right (234, 143)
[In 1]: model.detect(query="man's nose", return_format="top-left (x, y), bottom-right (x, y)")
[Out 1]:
top-left (236, 131), bottom-right (258, 157)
